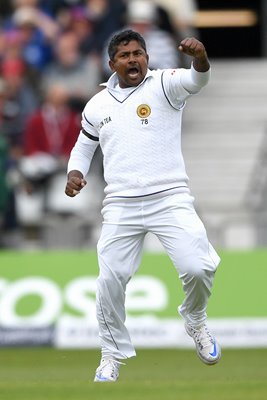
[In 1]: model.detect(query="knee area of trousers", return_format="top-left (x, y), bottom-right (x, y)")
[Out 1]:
top-left (182, 266), bottom-right (213, 282)
top-left (97, 273), bottom-right (128, 290)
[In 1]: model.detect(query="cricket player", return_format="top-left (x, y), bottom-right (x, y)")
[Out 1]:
top-left (65, 29), bottom-right (221, 382)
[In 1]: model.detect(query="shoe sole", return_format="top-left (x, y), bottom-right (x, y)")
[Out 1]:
top-left (94, 374), bottom-right (118, 382)
top-left (185, 324), bottom-right (221, 365)
top-left (94, 377), bottom-right (118, 382)
top-left (197, 348), bottom-right (221, 365)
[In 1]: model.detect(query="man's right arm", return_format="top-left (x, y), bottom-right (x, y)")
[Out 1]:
top-left (65, 131), bottom-right (99, 197)
top-left (65, 169), bottom-right (87, 197)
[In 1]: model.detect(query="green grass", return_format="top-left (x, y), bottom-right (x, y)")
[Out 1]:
top-left (0, 348), bottom-right (267, 400)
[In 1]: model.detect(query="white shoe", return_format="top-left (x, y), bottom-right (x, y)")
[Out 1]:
top-left (185, 323), bottom-right (221, 365)
top-left (94, 358), bottom-right (125, 382)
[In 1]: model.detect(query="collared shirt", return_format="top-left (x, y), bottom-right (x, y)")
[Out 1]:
top-left (68, 65), bottom-right (210, 199)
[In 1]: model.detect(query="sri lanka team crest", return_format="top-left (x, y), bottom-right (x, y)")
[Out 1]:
top-left (137, 104), bottom-right (151, 118)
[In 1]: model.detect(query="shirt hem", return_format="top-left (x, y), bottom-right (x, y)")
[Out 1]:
top-left (103, 185), bottom-right (190, 205)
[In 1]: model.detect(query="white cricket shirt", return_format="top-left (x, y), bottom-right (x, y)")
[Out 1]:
top-left (68, 65), bottom-right (210, 199)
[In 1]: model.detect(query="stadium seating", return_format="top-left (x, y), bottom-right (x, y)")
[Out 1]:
top-left (182, 59), bottom-right (267, 248)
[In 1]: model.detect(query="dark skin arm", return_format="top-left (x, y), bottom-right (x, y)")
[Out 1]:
top-left (178, 37), bottom-right (210, 72)
top-left (65, 170), bottom-right (87, 197)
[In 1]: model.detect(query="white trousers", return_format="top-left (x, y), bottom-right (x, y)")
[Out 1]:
top-left (96, 192), bottom-right (220, 359)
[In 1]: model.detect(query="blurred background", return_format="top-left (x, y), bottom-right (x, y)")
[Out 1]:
top-left (0, 0), bottom-right (267, 251)
top-left (1, 0), bottom-right (267, 353)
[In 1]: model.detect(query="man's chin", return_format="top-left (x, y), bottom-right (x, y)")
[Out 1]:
top-left (126, 75), bottom-right (143, 87)
top-left (119, 75), bottom-right (144, 88)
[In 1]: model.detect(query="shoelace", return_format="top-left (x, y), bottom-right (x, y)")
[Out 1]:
top-left (190, 325), bottom-right (214, 350)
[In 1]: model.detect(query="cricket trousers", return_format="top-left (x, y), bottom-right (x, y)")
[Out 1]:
top-left (96, 191), bottom-right (220, 359)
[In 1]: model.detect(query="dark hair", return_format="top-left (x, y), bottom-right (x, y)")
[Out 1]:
top-left (108, 29), bottom-right (147, 61)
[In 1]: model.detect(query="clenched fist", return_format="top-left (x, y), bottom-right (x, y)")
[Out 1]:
top-left (178, 37), bottom-right (209, 72)
top-left (65, 170), bottom-right (87, 197)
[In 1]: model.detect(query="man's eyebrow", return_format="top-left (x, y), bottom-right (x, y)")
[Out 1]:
top-left (119, 49), bottom-right (144, 54)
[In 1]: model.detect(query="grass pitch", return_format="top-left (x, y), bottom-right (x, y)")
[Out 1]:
top-left (0, 348), bottom-right (267, 400)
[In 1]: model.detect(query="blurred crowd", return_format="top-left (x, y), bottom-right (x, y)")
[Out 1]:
top-left (0, 0), bottom-right (198, 248)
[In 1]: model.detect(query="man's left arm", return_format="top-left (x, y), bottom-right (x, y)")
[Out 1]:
top-left (179, 37), bottom-right (211, 94)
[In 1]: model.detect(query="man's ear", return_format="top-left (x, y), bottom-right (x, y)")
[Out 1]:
top-left (146, 54), bottom-right (149, 64)
top-left (109, 59), bottom-right (115, 72)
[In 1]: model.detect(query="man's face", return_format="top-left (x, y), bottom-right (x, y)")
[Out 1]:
top-left (109, 40), bottom-right (149, 88)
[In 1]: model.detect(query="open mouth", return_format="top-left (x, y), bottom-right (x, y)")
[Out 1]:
top-left (127, 67), bottom-right (139, 78)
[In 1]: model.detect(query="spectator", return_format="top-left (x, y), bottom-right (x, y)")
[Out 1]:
top-left (79, 0), bottom-right (126, 58)
top-left (0, 56), bottom-right (41, 239)
top-left (122, 0), bottom-right (198, 67)
top-left (11, 6), bottom-right (58, 72)
top-left (68, 6), bottom-right (94, 48)
top-left (1, 29), bottom-right (23, 62)
top-left (0, 57), bottom-right (39, 148)
top-left (152, 0), bottom-right (199, 67)
top-left (0, 28), bottom-right (42, 95)
top-left (42, 30), bottom-right (101, 112)
top-left (1, 1), bottom-right (60, 89)
top-left (152, 0), bottom-right (198, 38)
top-left (3, 0), bottom-right (59, 38)
top-left (20, 82), bottom-right (81, 192)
